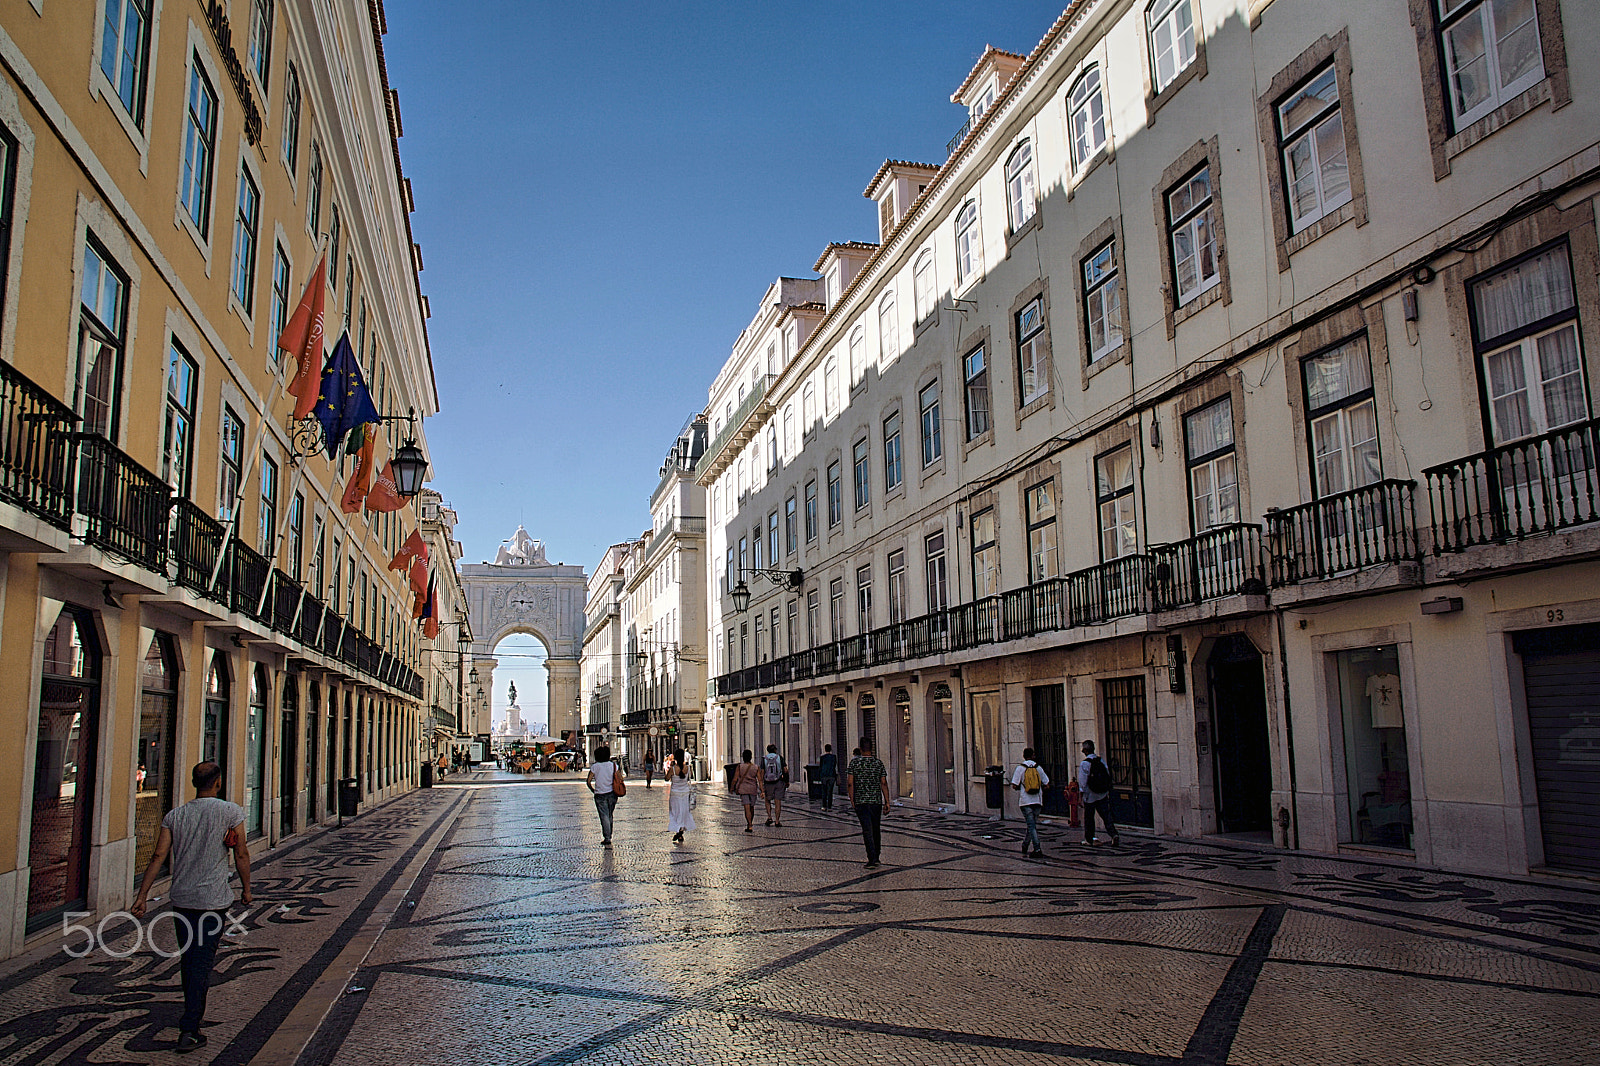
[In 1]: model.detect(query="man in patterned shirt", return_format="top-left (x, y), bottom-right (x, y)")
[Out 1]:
top-left (846, 737), bottom-right (889, 868)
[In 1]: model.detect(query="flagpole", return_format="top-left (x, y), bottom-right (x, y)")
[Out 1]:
top-left (207, 404), bottom-right (276, 595)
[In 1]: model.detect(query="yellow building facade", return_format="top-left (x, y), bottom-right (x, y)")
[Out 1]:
top-left (0, 0), bottom-right (441, 958)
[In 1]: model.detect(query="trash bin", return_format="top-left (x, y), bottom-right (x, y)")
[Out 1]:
top-left (984, 765), bottom-right (1006, 810)
top-left (339, 777), bottom-right (360, 816)
top-left (805, 765), bottom-right (824, 801)
top-left (420, 762), bottom-right (433, 788)
top-left (724, 763), bottom-right (739, 793)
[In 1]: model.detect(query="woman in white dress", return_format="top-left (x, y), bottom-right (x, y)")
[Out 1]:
top-left (666, 747), bottom-right (696, 845)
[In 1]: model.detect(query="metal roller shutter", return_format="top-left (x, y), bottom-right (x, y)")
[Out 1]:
top-left (1514, 623), bottom-right (1600, 875)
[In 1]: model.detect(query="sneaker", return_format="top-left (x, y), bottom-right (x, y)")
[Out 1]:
top-left (1082, 838), bottom-right (1098, 846)
top-left (765, 818), bottom-right (773, 826)
top-left (175, 1032), bottom-right (207, 1054)
top-left (744, 827), bottom-right (753, 833)
top-left (774, 821), bottom-right (782, 828)
top-left (602, 840), bottom-right (612, 848)
top-left (863, 861), bottom-right (879, 869)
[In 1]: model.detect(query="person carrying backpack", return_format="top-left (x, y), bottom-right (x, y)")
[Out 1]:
top-left (1078, 740), bottom-right (1120, 846)
top-left (760, 743), bottom-right (787, 827)
top-left (1010, 747), bottom-right (1050, 858)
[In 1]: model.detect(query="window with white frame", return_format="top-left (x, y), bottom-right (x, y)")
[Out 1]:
top-left (1436, 0), bottom-right (1545, 130)
top-left (805, 478), bottom-right (818, 541)
top-left (785, 494), bottom-right (798, 555)
top-left (306, 142), bottom-right (323, 232)
top-left (1016, 296), bottom-right (1047, 405)
top-left (878, 290), bottom-right (898, 364)
top-left (180, 59), bottom-right (218, 237)
top-left (1096, 445), bottom-right (1137, 560)
top-left (1470, 244), bottom-right (1588, 445)
top-left (162, 342), bottom-right (197, 496)
top-left (920, 381), bottom-right (942, 467)
top-left (248, 0), bottom-right (273, 86)
top-left (883, 411), bottom-right (903, 492)
top-left (824, 357), bottom-right (839, 416)
top-left (77, 238), bottom-right (128, 439)
top-left (803, 382), bottom-right (816, 430)
top-left (963, 345), bottom-right (990, 440)
top-left (1148, 0), bottom-right (1199, 94)
top-left (270, 244), bottom-right (291, 354)
top-left (955, 201), bottom-right (981, 284)
top-left (925, 530), bottom-right (948, 612)
top-left (826, 263), bottom-right (841, 307)
top-left (830, 578), bottom-right (845, 641)
top-left (856, 565), bottom-right (873, 633)
top-left (258, 454), bottom-right (279, 556)
top-left (914, 249), bottom-right (937, 321)
top-left (1005, 141), bottom-right (1037, 232)
top-left (231, 167), bottom-right (260, 313)
top-left (219, 405), bottom-right (242, 519)
top-left (1068, 66), bottom-right (1106, 170)
top-left (1025, 480), bottom-right (1059, 582)
top-left (767, 341), bottom-right (778, 376)
top-left (849, 328), bottom-right (865, 385)
top-left (1302, 336), bottom-right (1380, 496)
top-left (100, 0), bottom-right (151, 124)
top-left (283, 63), bottom-right (302, 174)
top-left (1277, 65), bottom-right (1350, 232)
top-left (971, 508), bottom-right (999, 598)
top-left (827, 461), bottom-right (842, 527)
top-left (783, 405), bottom-right (795, 454)
top-left (807, 588), bottom-right (820, 646)
top-left (852, 437), bottom-right (870, 511)
top-left (768, 509), bottom-right (779, 566)
top-left (288, 492), bottom-right (305, 577)
top-left (1083, 238), bottom-right (1124, 361)
top-left (767, 424), bottom-right (779, 471)
top-left (752, 521), bottom-right (764, 571)
top-left (1166, 165), bottom-right (1220, 305)
top-left (1185, 397), bottom-right (1238, 532)
top-left (887, 549), bottom-right (907, 623)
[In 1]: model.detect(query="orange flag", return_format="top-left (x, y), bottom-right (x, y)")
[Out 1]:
top-left (421, 573), bottom-right (440, 639)
top-left (340, 423), bottom-right (377, 514)
top-left (278, 254), bottom-right (328, 419)
top-left (412, 563), bottom-right (431, 618)
top-left (364, 461), bottom-right (406, 514)
top-left (389, 528), bottom-right (428, 572)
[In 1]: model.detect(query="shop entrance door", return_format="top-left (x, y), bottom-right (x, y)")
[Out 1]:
top-left (1029, 684), bottom-right (1070, 813)
top-left (1515, 623), bottom-right (1600, 875)
top-left (1102, 676), bottom-right (1153, 827)
top-left (1208, 634), bottom-right (1273, 833)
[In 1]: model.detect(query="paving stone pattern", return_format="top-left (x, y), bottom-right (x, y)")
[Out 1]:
top-left (2, 772), bottom-right (1598, 1064)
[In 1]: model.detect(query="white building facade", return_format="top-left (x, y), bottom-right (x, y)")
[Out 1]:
top-left (582, 541), bottom-right (634, 759)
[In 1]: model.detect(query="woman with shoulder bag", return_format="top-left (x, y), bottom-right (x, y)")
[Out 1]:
top-left (732, 749), bottom-right (761, 833)
top-left (585, 746), bottom-right (625, 847)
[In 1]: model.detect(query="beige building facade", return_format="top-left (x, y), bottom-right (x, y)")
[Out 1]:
top-left (704, 0), bottom-right (1600, 878)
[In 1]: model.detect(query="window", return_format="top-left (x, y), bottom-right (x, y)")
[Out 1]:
top-left (856, 565), bottom-right (873, 633)
top-left (914, 250), bottom-right (937, 321)
top-left (752, 522), bottom-right (763, 571)
top-left (248, 0), bottom-right (273, 85)
top-left (259, 455), bottom-right (279, 556)
top-left (971, 509), bottom-right (998, 598)
top-left (283, 63), bottom-right (301, 173)
top-left (767, 342), bottom-right (778, 376)
top-left (288, 492), bottom-right (305, 577)
top-left (330, 538), bottom-right (342, 609)
top-left (1303, 337), bottom-right (1380, 495)
top-left (887, 549), bottom-right (907, 623)
top-left (1026, 481), bottom-right (1058, 582)
top-left (1084, 239), bottom-right (1124, 361)
top-left (0, 126), bottom-right (15, 304)
top-left (955, 201), bottom-right (981, 284)
top-left (738, 535), bottom-right (748, 582)
top-left (1437, 0), bottom-right (1545, 129)
top-left (270, 244), bottom-right (291, 354)
top-left (879, 190), bottom-right (895, 237)
top-left (1148, 0), bottom-right (1198, 94)
top-left (767, 424), bottom-right (778, 471)
top-left (180, 59), bottom-right (218, 236)
top-left (77, 239), bottom-right (127, 439)
top-left (328, 203), bottom-right (341, 287)
top-left (1096, 446), bottom-right (1137, 560)
top-left (1470, 245), bottom-right (1586, 444)
top-left (725, 546), bottom-right (735, 593)
top-left (1278, 65), bottom-right (1350, 233)
top-left (1069, 67), bottom-right (1106, 170)
top-left (783, 405), bottom-right (795, 455)
top-left (754, 615), bottom-right (765, 663)
top-left (232, 167), bottom-right (261, 313)
top-left (1166, 165), bottom-right (1219, 306)
top-left (824, 357), bottom-right (840, 416)
top-left (827, 461), bottom-right (842, 527)
top-left (310, 516), bottom-right (325, 595)
top-left (807, 588), bottom-right (821, 646)
top-left (802, 382), bottom-right (816, 430)
top-left (785, 494), bottom-right (798, 555)
top-left (162, 343), bottom-right (197, 496)
top-left (1186, 397), bottom-right (1238, 532)
top-left (767, 510), bottom-right (780, 566)
top-left (963, 345), bottom-right (990, 440)
top-left (307, 142), bottom-right (323, 232)
top-left (920, 382), bottom-right (942, 466)
top-left (852, 438), bottom-right (870, 511)
top-left (805, 479), bottom-right (819, 541)
top-left (740, 622), bottom-right (749, 667)
top-left (1016, 296), bottom-right (1047, 405)
top-left (787, 600), bottom-right (798, 652)
top-left (878, 290), bottom-right (898, 364)
top-left (830, 578), bottom-right (845, 640)
top-left (1005, 141), bottom-right (1037, 232)
top-left (219, 405), bottom-right (243, 519)
top-left (883, 412), bottom-right (903, 492)
top-left (849, 328), bottom-right (865, 385)
top-left (826, 264), bottom-right (841, 306)
top-left (100, 0), bottom-right (151, 123)
top-left (925, 531), bottom-right (948, 612)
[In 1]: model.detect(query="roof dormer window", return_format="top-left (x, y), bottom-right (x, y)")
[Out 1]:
top-left (826, 264), bottom-right (841, 307)
top-left (878, 189), bottom-right (895, 239)
top-left (971, 78), bottom-right (997, 121)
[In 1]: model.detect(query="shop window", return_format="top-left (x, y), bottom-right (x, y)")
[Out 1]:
top-left (1333, 645), bottom-right (1411, 848)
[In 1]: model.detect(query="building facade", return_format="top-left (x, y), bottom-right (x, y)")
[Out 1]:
top-left (582, 540), bottom-right (634, 760)
top-left (704, 0), bottom-right (1600, 878)
top-left (417, 488), bottom-right (472, 759)
top-left (0, 0), bottom-right (441, 958)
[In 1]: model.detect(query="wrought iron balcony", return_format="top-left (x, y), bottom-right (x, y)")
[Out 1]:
top-left (1267, 480), bottom-right (1419, 586)
top-left (699, 375), bottom-right (775, 481)
top-left (1425, 417), bottom-right (1600, 553)
top-left (229, 541), bottom-right (272, 624)
top-left (74, 432), bottom-right (171, 573)
top-left (946, 117), bottom-right (972, 159)
top-left (0, 361), bottom-right (78, 530)
top-left (1147, 524), bottom-right (1265, 610)
top-left (172, 499), bottom-right (229, 600)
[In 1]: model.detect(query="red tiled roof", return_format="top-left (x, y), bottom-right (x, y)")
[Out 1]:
top-left (950, 45), bottom-right (1027, 103)
top-left (862, 159), bottom-right (942, 200)
top-left (811, 241), bottom-right (881, 273)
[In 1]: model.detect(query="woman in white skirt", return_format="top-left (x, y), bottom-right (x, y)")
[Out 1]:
top-left (666, 746), bottom-right (696, 845)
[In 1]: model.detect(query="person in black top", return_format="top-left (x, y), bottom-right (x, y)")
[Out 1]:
top-left (817, 744), bottom-right (837, 810)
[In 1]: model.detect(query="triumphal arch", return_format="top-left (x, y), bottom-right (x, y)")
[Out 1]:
top-left (460, 527), bottom-right (587, 738)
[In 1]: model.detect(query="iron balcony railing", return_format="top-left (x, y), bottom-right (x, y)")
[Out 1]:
top-left (946, 116), bottom-right (972, 158)
top-left (172, 499), bottom-right (228, 599)
top-left (229, 541), bottom-right (272, 624)
top-left (1425, 417), bottom-right (1600, 553)
top-left (271, 571), bottom-right (302, 634)
top-left (1147, 523), bottom-right (1266, 609)
top-left (74, 432), bottom-right (170, 573)
top-left (1267, 480), bottom-right (1419, 586)
top-left (701, 374), bottom-right (775, 475)
top-left (0, 361), bottom-right (78, 529)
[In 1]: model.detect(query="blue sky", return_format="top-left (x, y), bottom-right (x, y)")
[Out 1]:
top-left (382, 2), bottom-right (1068, 714)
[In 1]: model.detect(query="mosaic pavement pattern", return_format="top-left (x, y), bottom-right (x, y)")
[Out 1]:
top-left (2, 773), bottom-right (1598, 1064)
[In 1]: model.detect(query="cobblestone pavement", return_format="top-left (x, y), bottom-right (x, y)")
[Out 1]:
top-left (3, 773), bottom-right (1599, 1065)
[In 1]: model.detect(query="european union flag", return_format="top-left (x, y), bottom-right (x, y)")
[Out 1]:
top-left (313, 332), bottom-right (380, 458)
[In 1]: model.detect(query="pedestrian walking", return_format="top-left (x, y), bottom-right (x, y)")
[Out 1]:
top-left (644, 749), bottom-right (656, 789)
top-left (817, 744), bottom-right (837, 810)
top-left (1078, 740), bottom-right (1120, 846)
top-left (732, 749), bottom-right (761, 832)
top-left (586, 745), bottom-right (625, 847)
top-left (846, 738), bottom-right (889, 868)
top-left (666, 746), bottom-right (696, 845)
top-left (760, 743), bottom-right (787, 827)
top-left (1011, 747), bottom-right (1050, 857)
top-left (130, 762), bottom-right (252, 1053)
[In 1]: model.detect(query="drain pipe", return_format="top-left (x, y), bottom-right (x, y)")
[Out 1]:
top-left (1274, 608), bottom-right (1300, 851)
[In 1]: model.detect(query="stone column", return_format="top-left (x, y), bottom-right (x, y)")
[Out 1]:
top-left (546, 657), bottom-right (580, 738)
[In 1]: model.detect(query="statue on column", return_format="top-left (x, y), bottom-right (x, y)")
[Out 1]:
top-left (508, 680), bottom-right (517, 705)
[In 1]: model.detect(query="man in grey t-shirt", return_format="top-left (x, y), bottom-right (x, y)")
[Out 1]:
top-left (132, 762), bottom-right (251, 1053)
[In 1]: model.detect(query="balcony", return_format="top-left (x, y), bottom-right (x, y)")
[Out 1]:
top-left (1268, 480), bottom-right (1419, 586)
top-left (229, 541), bottom-right (272, 625)
top-left (0, 361), bottom-right (78, 532)
top-left (74, 432), bottom-right (170, 573)
top-left (1147, 523), bottom-right (1266, 611)
top-left (946, 116), bottom-right (972, 159)
top-left (645, 515), bottom-right (707, 561)
top-left (698, 375), bottom-right (775, 482)
top-left (1425, 417), bottom-right (1600, 553)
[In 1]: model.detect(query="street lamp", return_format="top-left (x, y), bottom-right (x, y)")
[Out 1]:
top-left (731, 567), bottom-right (804, 613)
top-left (390, 437), bottom-right (429, 497)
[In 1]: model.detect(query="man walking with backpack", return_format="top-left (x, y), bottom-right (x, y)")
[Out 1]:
top-left (1010, 747), bottom-right (1050, 858)
top-left (1078, 740), bottom-right (1119, 846)
top-left (760, 743), bottom-right (787, 827)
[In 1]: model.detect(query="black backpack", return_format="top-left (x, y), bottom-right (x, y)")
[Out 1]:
top-left (1086, 755), bottom-right (1112, 793)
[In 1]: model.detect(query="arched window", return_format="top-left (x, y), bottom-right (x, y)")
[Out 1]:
top-left (878, 290), bottom-right (899, 364)
top-left (955, 201), bottom-right (981, 284)
top-left (29, 607), bottom-right (102, 928)
top-left (894, 688), bottom-right (914, 800)
top-left (246, 664), bottom-right (269, 836)
top-left (137, 633), bottom-right (179, 873)
top-left (1005, 141), bottom-right (1037, 231)
top-left (1069, 67), bottom-right (1107, 170)
top-left (913, 249), bottom-right (937, 321)
top-left (783, 404), bottom-right (795, 455)
top-left (849, 327), bottom-right (865, 384)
